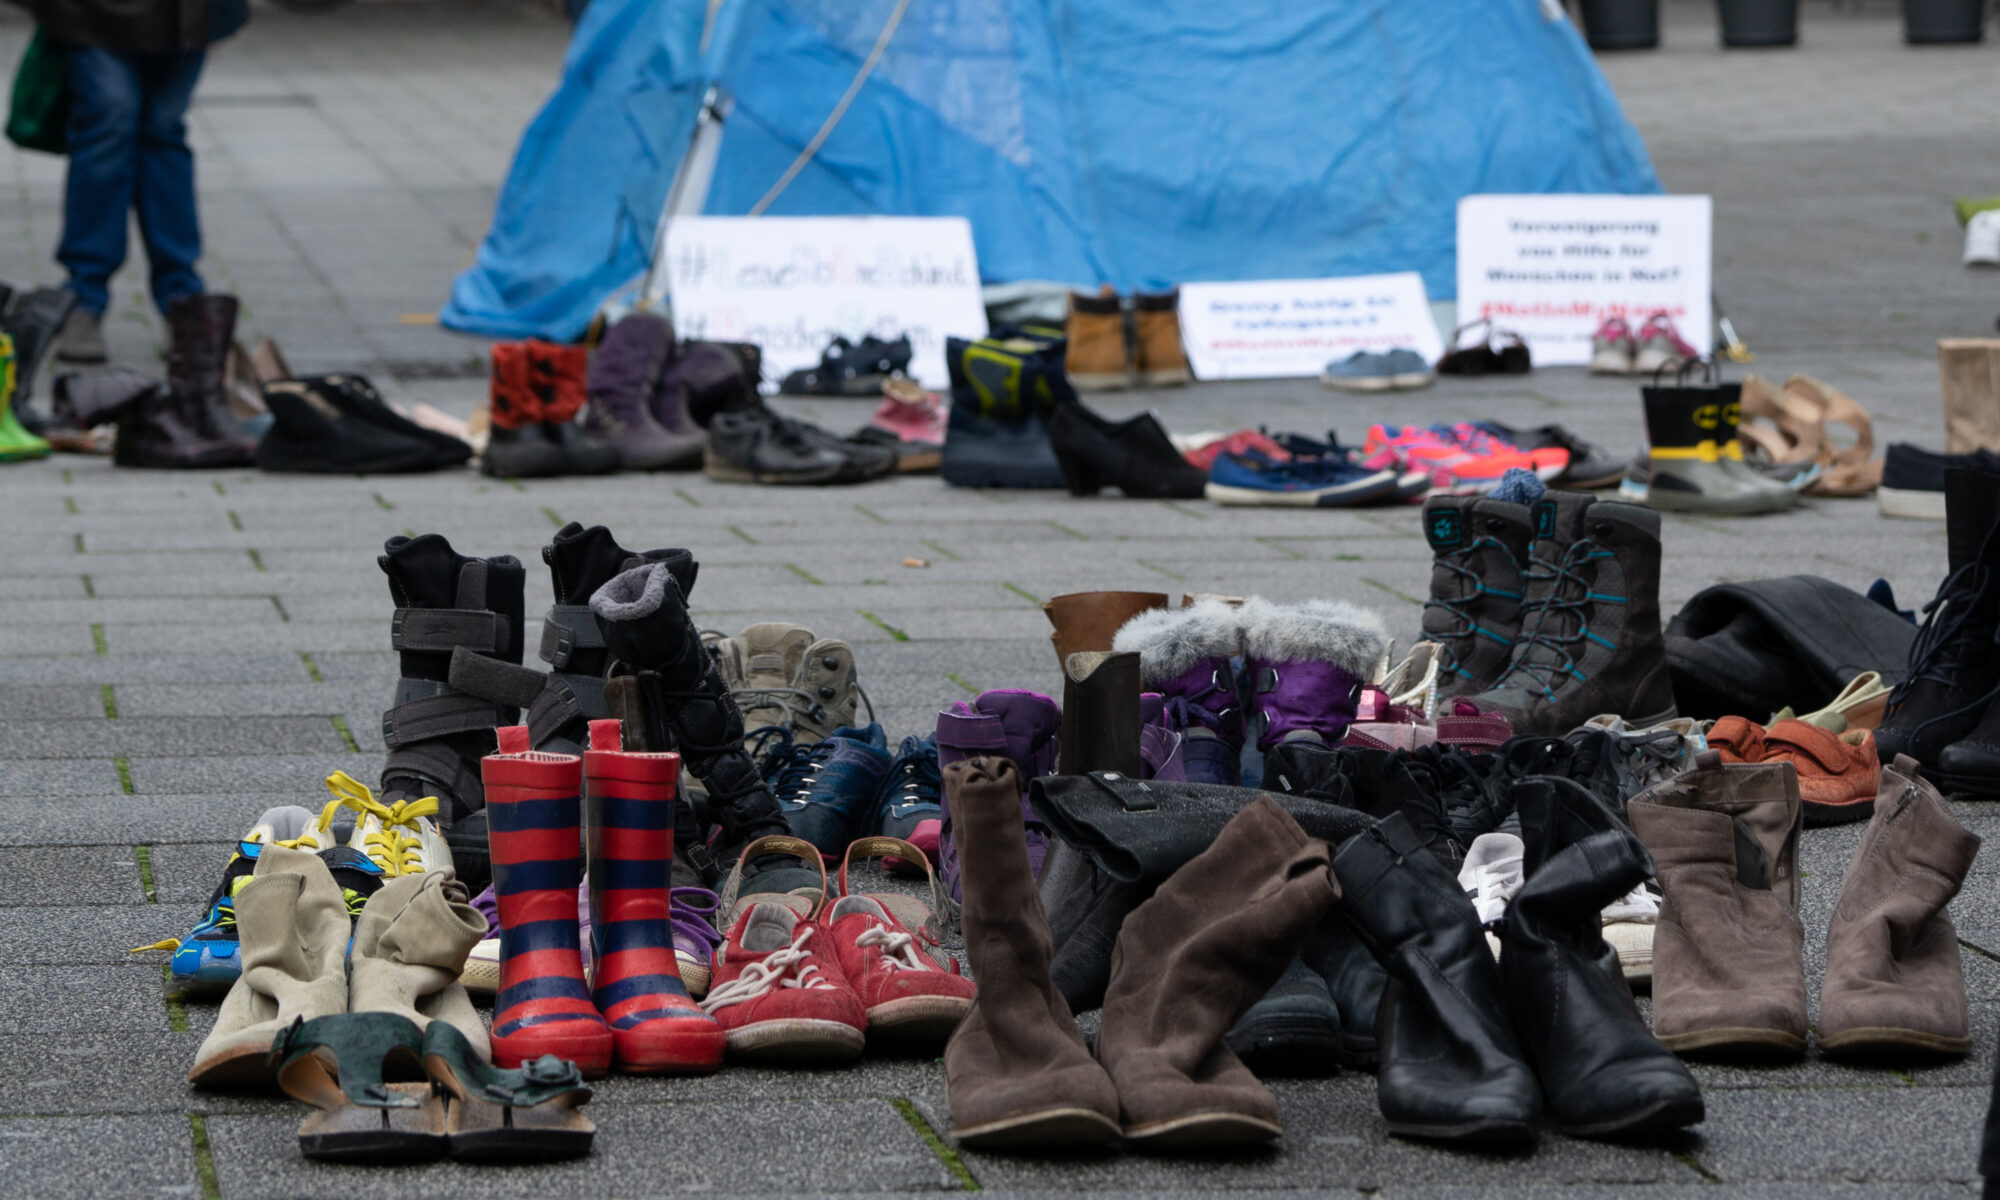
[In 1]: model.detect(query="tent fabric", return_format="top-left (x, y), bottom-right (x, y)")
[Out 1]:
top-left (441, 0), bottom-right (1660, 342)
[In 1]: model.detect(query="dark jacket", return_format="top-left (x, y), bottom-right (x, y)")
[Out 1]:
top-left (11, 0), bottom-right (247, 57)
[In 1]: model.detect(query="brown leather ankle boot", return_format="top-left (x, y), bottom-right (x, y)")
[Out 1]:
top-left (1132, 289), bottom-right (1190, 387)
top-left (1065, 285), bottom-right (1129, 391)
top-left (1042, 591), bottom-right (1169, 667)
top-left (943, 758), bottom-right (1121, 1148)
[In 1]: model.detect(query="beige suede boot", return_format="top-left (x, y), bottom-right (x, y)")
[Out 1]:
top-left (1938, 338), bottom-right (2000, 454)
top-left (1065, 285), bottom-right (1130, 391)
top-left (349, 871), bottom-right (492, 1061)
top-left (1132, 289), bottom-right (1191, 386)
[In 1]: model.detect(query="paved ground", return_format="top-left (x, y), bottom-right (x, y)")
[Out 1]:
top-left (4, 0), bottom-right (2000, 1196)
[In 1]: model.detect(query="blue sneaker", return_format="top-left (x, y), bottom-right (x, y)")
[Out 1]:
top-left (872, 734), bottom-right (942, 859)
top-left (766, 723), bottom-right (893, 856)
top-left (1320, 348), bottom-right (1434, 392)
top-left (1205, 450), bottom-right (1400, 508)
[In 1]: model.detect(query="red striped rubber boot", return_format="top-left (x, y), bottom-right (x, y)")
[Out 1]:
top-left (584, 718), bottom-right (727, 1074)
top-left (482, 725), bottom-right (614, 1076)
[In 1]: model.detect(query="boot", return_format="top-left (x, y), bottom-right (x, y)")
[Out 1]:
top-left (377, 534), bottom-right (537, 893)
top-left (1902, 465), bottom-right (2000, 788)
top-left (1466, 493), bottom-right (1677, 736)
top-left (1505, 777), bottom-right (1703, 1137)
top-left (943, 758), bottom-right (1122, 1148)
top-left (1112, 599), bottom-right (1245, 785)
top-left (1420, 495), bottom-right (1534, 697)
top-left (0, 336), bottom-right (49, 462)
top-left (1064, 284), bottom-right (1129, 391)
top-left (1239, 597), bottom-right (1391, 752)
top-left (166, 293), bottom-right (257, 462)
top-left (1057, 650), bottom-right (1141, 776)
top-left (1334, 813), bottom-right (1542, 1145)
top-left (189, 845), bottom-right (353, 1088)
top-left (0, 286), bottom-right (77, 429)
top-left (1095, 797), bottom-right (1338, 1145)
top-left (1938, 337), bottom-right (2000, 454)
top-left (1819, 755), bottom-right (1980, 1059)
top-left (935, 688), bottom-right (1060, 903)
top-left (1640, 381), bottom-right (1790, 514)
top-left (1714, 381), bottom-right (1804, 509)
top-left (1043, 590), bottom-right (1170, 668)
top-left (583, 718), bottom-right (728, 1073)
top-left (485, 340), bottom-right (620, 478)
top-left (707, 622), bottom-right (861, 750)
top-left (346, 870), bottom-right (490, 1060)
top-left (582, 311), bottom-right (704, 471)
top-left (1131, 288), bottom-right (1190, 387)
top-left (482, 726), bottom-right (615, 1076)
top-left (1049, 399), bottom-right (1208, 498)
top-left (1627, 752), bottom-right (1807, 1058)
top-left (1222, 957), bottom-right (1341, 1078)
top-left (591, 562), bottom-right (788, 878)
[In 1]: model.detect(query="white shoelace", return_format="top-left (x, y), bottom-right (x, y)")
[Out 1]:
top-left (699, 926), bottom-right (831, 1013)
top-left (1602, 882), bottom-right (1661, 925)
top-left (1458, 833), bottom-right (1526, 926)
top-left (855, 923), bottom-right (929, 972)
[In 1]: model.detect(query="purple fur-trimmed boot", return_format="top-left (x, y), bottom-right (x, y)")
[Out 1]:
top-left (1112, 599), bottom-right (1245, 785)
top-left (935, 689), bottom-right (1061, 904)
top-left (1139, 694), bottom-right (1185, 781)
top-left (1238, 597), bottom-right (1391, 752)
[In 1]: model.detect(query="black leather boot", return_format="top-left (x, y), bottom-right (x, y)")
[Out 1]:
top-left (1421, 495), bottom-right (1534, 697)
top-left (1223, 956), bottom-right (1342, 1078)
top-left (377, 534), bottom-right (538, 893)
top-left (1048, 399), bottom-right (1207, 499)
top-left (1889, 465), bottom-right (2000, 788)
top-left (1057, 651), bottom-right (1142, 776)
top-left (1505, 776), bottom-right (1703, 1137)
top-left (2, 286), bottom-right (76, 429)
top-left (166, 293), bottom-right (256, 463)
top-left (1334, 813), bottom-right (1541, 1145)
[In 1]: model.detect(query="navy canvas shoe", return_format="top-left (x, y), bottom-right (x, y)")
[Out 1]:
top-left (1205, 450), bottom-right (1400, 508)
top-left (766, 723), bottom-right (895, 856)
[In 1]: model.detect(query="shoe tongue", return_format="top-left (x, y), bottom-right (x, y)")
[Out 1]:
top-left (1529, 491), bottom-right (1594, 548)
top-left (736, 623), bottom-right (816, 688)
top-left (378, 533), bottom-right (470, 610)
top-left (543, 523), bottom-right (631, 604)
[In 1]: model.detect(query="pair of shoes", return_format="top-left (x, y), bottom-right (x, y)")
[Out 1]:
top-left (256, 374), bottom-right (471, 473)
top-left (1436, 319), bottom-right (1531, 376)
top-left (779, 334), bottom-right (911, 396)
top-left (1366, 423), bottom-right (1566, 493)
top-left (1204, 436), bottom-right (1404, 507)
top-left (762, 723), bottom-right (939, 858)
top-left (702, 836), bottom-right (972, 1060)
top-left (1633, 753), bottom-right (1978, 1061)
top-left (1320, 348), bottom-right (1432, 392)
top-left (1709, 714), bottom-right (1880, 825)
top-left (579, 311), bottom-right (707, 470)
top-left (1050, 396), bottom-right (1208, 498)
top-left (705, 404), bottom-right (895, 484)
top-left (940, 330), bottom-right (1073, 488)
top-left (460, 879), bottom-right (724, 1000)
top-left (484, 339), bottom-right (619, 477)
top-left (946, 762), bottom-right (1335, 1148)
top-left (1589, 312), bottom-right (1696, 375)
top-left (1424, 491), bottom-right (1674, 736)
top-left (847, 375), bottom-right (945, 472)
top-left (1878, 443), bottom-right (2000, 520)
top-left (1065, 285), bottom-right (1189, 390)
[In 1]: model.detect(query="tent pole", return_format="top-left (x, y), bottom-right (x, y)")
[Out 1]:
top-left (638, 84), bottom-right (731, 310)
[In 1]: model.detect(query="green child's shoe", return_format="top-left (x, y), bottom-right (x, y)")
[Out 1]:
top-left (0, 333), bottom-right (49, 462)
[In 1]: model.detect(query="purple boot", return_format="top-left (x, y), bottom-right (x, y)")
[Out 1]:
top-left (935, 689), bottom-right (1060, 903)
top-left (582, 312), bottom-right (706, 471)
top-left (1139, 693), bottom-right (1186, 781)
top-left (1112, 598), bottom-right (1245, 784)
top-left (1238, 597), bottom-right (1390, 751)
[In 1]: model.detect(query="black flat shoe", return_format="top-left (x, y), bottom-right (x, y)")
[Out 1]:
top-left (1049, 400), bottom-right (1207, 499)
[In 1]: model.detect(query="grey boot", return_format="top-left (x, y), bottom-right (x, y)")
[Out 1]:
top-left (1421, 495), bottom-right (1534, 697)
top-left (582, 312), bottom-right (706, 470)
top-left (347, 871), bottom-right (492, 1059)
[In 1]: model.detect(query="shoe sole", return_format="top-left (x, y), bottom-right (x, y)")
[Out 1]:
top-left (1878, 485), bottom-right (1948, 520)
top-left (1071, 372), bottom-right (1130, 391)
top-left (723, 1018), bottom-right (866, 1062)
top-left (1204, 474), bottom-right (1398, 508)
top-left (1559, 1092), bottom-right (1704, 1139)
top-left (188, 1042), bottom-right (281, 1088)
top-left (895, 449), bottom-right (943, 473)
top-left (1563, 468), bottom-right (1630, 490)
top-left (1124, 1112), bottom-right (1284, 1147)
top-left (1816, 1027), bottom-right (1973, 1058)
top-left (865, 996), bottom-right (973, 1043)
top-left (1386, 1116), bottom-right (1536, 1147)
top-left (1588, 349), bottom-right (1633, 375)
top-left (1136, 367), bottom-right (1191, 386)
top-left (703, 454), bottom-right (848, 486)
top-left (1803, 797), bottom-right (1876, 827)
top-left (952, 1107), bottom-right (1123, 1149)
top-left (493, 1029), bottom-right (616, 1079)
top-left (1656, 1027), bottom-right (1807, 1059)
top-left (1643, 487), bottom-right (1796, 516)
top-left (1390, 373), bottom-right (1435, 390)
top-left (1320, 375), bottom-right (1395, 392)
top-left (613, 1026), bottom-right (728, 1075)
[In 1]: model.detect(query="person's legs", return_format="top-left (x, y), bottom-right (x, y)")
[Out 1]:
top-left (133, 50), bottom-right (207, 314)
top-left (56, 47), bottom-right (145, 316)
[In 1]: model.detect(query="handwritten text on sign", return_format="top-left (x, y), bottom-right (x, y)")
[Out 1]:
top-left (664, 216), bottom-right (988, 390)
top-left (1456, 195), bottom-right (1712, 367)
top-left (1177, 273), bottom-right (1443, 381)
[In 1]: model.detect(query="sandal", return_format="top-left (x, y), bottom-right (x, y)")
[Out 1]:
top-left (715, 834), bottom-right (828, 929)
top-left (422, 1021), bottom-right (594, 1162)
top-left (1782, 375), bottom-right (1883, 496)
top-left (1435, 322), bottom-right (1533, 377)
top-left (1737, 375), bottom-right (1824, 465)
top-left (270, 1013), bottom-right (447, 1164)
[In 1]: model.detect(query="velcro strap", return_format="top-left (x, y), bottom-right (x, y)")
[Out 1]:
top-left (525, 675), bottom-right (607, 748)
top-left (448, 646), bottom-right (547, 709)
top-left (538, 606), bottom-right (607, 668)
top-left (382, 739), bottom-right (483, 804)
top-left (391, 608), bottom-right (502, 654)
top-left (382, 692), bottom-right (501, 749)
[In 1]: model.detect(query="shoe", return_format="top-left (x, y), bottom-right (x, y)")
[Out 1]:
top-left (1222, 956), bottom-right (1342, 1078)
top-left (1588, 317), bottom-right (1636, 375)
top-left (1111, 599), bottom-right (1246, 785)
top-left (1465, 493), bottom-right (1677, 737)
top-left (1049, 399), bottom-right (1208, 498)
top-left (858, 376), bottom-right (945, 471)
top-left (1055, 650), bottom-right (1142, 776)
top-left (1440, 422), bottom-right (1568, 482)
top-left (700, 902), bottom-right (866, 1060)
top-left (1477, 422), bottom-right (1625, 489)
top-left (166, 294), bottom-right (259, 462)
top-left (779, 335), bottom-right (911, 396)
top-left (1714, 716), bottom-right (1881, 826)
top-left (1639, 384), bottom-right (1795, 515)
top-left (1205, 448), bottom-right (1400, 507)
top-left (1131, 288), bottom-right (1191, 386)
top-left (823, 889), bottom-right (973, 1044)
top-left (1364, 424), bottom-right (1535, 493)
top-left (1436, 319), bottom-right (1532, 377)
top-left (935, 689), bottom-right (1061, 903)
top-left (1599, 878), bottom-right (1660, 985)
top-left (1321, 348), bottom-right (1431, 392)
top-left (1268, 429), bottom-right (1431, 499)
top-left (873, 734), bottom-right (942, 854)
top-left (111, 379), bottom-right (252, 469)
top-left (1938, 338), bottom-right (2000, 455)
top-left (703, 406), bottom-right (850, 484)
top-left (1967, 210), bottom-right (2000, 267)
top-left (146, 805), bottom-right (320, 998)
top-left (54, 305), bottom-right (106, 364)
top-left (939, 398), bottom-right (1066, 488)
top-left (1239, 597), bottom-right (1392, 752)
top-left (1879, 444), bottom-right (2000, 520)
top-left (583, 312), bottom-right (705, 471)
top-left (345, 870), bottom-right (489, 1057)
top-left (1180, 428), bottom-right (1288, 470)
top-left (328, 771), bottom-right (453, 877)
top-left (1421, 495), bottom-right (1534, 698)
top-left (317, 374), bottom-right (472, 468)
top-left (0, 336), bottom-right (50, 462)
top-left (1065, 285), bottom-right (1129, 390)
top-left (484, 340), bottom-right (619, 477)
top-left (3, 286), bottom-right (78, 422)
top-left (1632, 311), bottom-right (1698, 374)
top-left (1043, 590), bottom-right (1171, 667)
top-left (766, 723), bottom-right (893, 857)
top-left (255, 379), bottom-right (443, 474)
top-left (1457, 831), bottom-right (1524, 960)
top-left (708, 621), bottom-right (863, 752)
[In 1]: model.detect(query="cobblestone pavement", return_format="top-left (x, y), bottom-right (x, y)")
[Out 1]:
top-left (3, 1), bottom-right (1999, 1196)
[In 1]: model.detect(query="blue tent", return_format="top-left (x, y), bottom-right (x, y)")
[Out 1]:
top-left (441, 0), bottom-right (1659, 341)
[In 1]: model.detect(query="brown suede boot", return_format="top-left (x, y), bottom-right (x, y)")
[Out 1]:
top-left (1066, 285), bottom-right (1129, 391)
top-left (1628, 751), bottom-right (1807, 1059)
top-left (1819, 755), bottom-right (1981, 1059)
top-left (1042, 591), bottom-right (1169, 667)
top-left (944, 758), bottom-right (1122, 1148)
top-left (1938, 338), bottom-right (2000, 454)
top-left (1132, 289), bottom-right (1191, 387)
top-left (1095, 797), bottom-right (1340, 1145)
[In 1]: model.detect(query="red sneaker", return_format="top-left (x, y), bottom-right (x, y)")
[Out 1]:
top-left (1364, 424), bottom-right (1533, 492)
top-left (823, 895), bottom-right (974, 1045)
top-left (700, 902), bottom-right (866, 1062)
top-left (1443, 423), bottom-right (1569, 482)
top-left (1182, 429), bottom-right (1289, 470)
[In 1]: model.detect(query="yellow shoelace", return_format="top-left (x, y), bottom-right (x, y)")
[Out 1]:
top-left (326, 771), bottom-right (440, 878)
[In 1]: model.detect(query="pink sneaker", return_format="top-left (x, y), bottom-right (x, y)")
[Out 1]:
top-left (1588, 317), bottom-right (1636, 376)
top-left (1632, 312), bottom-right (1698, 375)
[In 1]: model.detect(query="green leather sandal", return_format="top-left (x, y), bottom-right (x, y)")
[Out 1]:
top-left (269, 1013), bottom-right (447, 1163)
top-left (421, 1021), bottom-right (595, 1161)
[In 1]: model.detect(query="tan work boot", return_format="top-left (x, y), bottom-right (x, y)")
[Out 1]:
top-left (189, 845), bottom-right (353, 1088)
top-left (348, 871), bottom-right (492, 1060)
top-left (709, 622), bottom-right (862, 747)
top-left (1065, 285), bottom-right (1129, 391)
top-left (1132, 288), bottom-right (1191, 386)
top-left (1819, 755), bottom-right (1981, 1059)
top-left (1938, 338), bottom-right (2000, 454)
top-left (1627, 751), bottom-right (1807, 1059)
top-left (1041, 590), bottom-right (1169, 668)
top-left (1095, 797), bottom-right (1339, 1145)
top-left (944, 758), bottom-right (1122, 1148)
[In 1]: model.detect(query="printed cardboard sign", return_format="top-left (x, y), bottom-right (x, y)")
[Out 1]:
top-left (662, 216), bottom-right (988, 390)
top-left (1176, 273), bottom-right (1443, 382)
top-left (1455, 195), bottom-right (1713, 367)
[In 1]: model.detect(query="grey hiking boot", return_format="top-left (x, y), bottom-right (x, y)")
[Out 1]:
top-left (55, 305), bottom-right (106, 364)
top-left (1421, 495), bottom-right (1534, 698)
top-left (708, 622), bottom-right (865, 757)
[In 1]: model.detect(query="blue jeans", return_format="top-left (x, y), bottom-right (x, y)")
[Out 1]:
top-left (58, 46), bottom-right (207, 316)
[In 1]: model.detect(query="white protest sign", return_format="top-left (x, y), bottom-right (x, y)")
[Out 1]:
top-left (1455, 195), bottom-right (1712, 367)
top-left (1177, 273), bottom-right (1443, 382)
top-left (662, 216), bottom-right (988, 390)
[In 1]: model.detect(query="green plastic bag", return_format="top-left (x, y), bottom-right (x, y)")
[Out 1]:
top-left (7, 30), bottom-right (69, 155)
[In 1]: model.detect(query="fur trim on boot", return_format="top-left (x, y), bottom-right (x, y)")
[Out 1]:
top-left (1112, 599), bottom-right (1244, 684)
top-left (1238, 598), bottom-right (1390, 677)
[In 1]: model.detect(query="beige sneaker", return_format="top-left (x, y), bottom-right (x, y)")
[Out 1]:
top-left (326, 770), bottom-right (454, 878)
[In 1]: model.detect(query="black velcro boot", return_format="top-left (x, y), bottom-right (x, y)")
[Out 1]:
top-left (1421, 495), bottom-right (1534, 698)
top-left (378, 534), bottom-right (539, 893)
